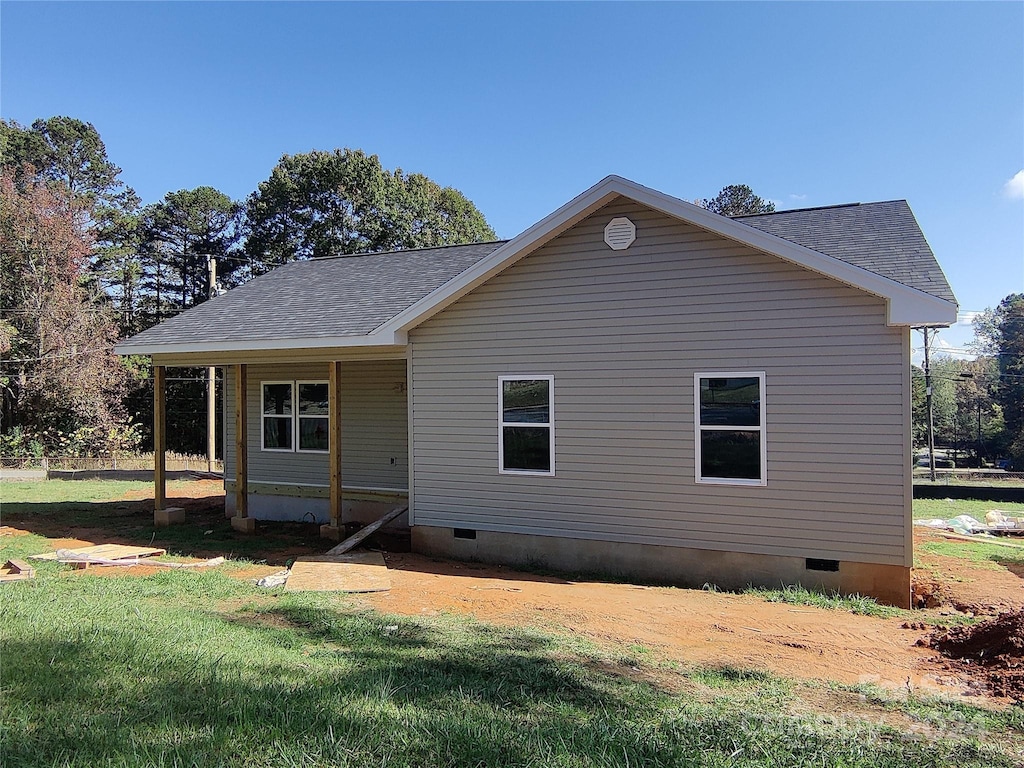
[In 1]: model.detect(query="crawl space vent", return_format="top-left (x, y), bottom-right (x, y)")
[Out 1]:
top-left (603, 217), bottom-right (636, 250)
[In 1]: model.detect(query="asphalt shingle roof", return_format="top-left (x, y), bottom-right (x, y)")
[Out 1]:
top-left (734, 200), bottom-right (956, 303)
top-left (121, 196), bottom-right (956, 351)
top-left (123, 241), bottom-right (506, 348)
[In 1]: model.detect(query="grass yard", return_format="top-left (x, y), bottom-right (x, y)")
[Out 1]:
top-left (1, 480), bottom-right (1022, 767)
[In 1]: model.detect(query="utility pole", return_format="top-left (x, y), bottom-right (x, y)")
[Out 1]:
top-left (207, 257), bottom-right (217, 474)
top-left (923, 327), bottom-right (936, 482)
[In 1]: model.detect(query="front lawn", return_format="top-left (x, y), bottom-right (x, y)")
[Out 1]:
top-left (1, 479), bottom-right (1021, 766)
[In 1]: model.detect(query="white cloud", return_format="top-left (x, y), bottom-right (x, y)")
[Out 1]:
top-left (789, 193), bottom-right (808, 202)
top-left (956, 311), bottom-right (981, 327)
top-left (1003, 169), bottom-right (1024, 199)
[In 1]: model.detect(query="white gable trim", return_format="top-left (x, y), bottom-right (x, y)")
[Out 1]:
top-left (377, 175), bottom-right (956, 335)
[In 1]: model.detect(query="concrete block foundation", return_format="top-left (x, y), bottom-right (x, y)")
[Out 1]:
top-left (154, 507), bottom-right (185, 527)
top-left (412, 525), bottom-right (912, 608)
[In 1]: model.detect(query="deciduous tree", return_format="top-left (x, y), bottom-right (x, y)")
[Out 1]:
top-left (974, 294), bottom-right (1024, 467)
top-left (244, 149), bottom-right (495, 270)
top-left (0, 168), bottom-right (134, 456)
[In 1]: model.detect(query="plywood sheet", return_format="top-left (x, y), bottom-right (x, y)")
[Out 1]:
top-left (29, 544), bottom-right (166, 562)
top-left (285, 552), bottom-right (391, 593)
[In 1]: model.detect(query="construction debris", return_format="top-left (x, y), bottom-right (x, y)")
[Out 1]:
top-left (325, 506), bottom-right (408, 556)
top-left (0, 559), bottom-right (36, 583)
top-left (30, 544), bottom-right (166, 565)
top-left (52, 550), bottom-right (225, 569)
top-left (915, 512), bottom-right (1024, 537)
top-left (285, 551), bottom-right (391, 593)
top-left (256, 569), bottom-right (291, 588)
top-left (29, 544), bottom-right (223, 570)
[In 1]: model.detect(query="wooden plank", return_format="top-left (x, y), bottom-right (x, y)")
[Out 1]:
top-left (154, 365), bottom-right (166, 511)
top-left (329, 360), bottom-right (342, 528)
top-left (30, 544), bottom-right (167, 562)
top-left (285, 552), bottom-right (391, 593)
top-left (325, 506), bottom-right (408, 556)
top-left (0, 559), bottom-right (35, 582)
top-left (235, 363), bottom-right (248, 518)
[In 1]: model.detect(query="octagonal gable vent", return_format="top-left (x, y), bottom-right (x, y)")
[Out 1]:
top-left (604, 217), bottom-right (636, 250)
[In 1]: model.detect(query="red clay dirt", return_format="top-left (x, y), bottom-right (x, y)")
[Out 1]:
top-left (921, 611), bottom-right (1024, 702)
top-left (14, 479), bottom-right (1024, 705)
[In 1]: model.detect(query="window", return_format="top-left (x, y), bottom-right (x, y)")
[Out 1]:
top-left (261, 380), bottom-right (330, 453)
top-left (297, 381), bottom-right (329, 452)
top-left (694, 372), bottom-right (765, 485)
top-left (499, 376), bottom-right (554, 475)
top-left (262, 382), bottom-right (294, 451)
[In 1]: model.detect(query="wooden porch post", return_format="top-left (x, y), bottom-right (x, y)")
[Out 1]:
top-left (153, 365), bottom-right (184, 526)
top-left (153, 364), bottom-right (166, 512)
top-left (231, 363), bottom-right (256, 533)
top-left (322, 360), bottom-right (343, 540)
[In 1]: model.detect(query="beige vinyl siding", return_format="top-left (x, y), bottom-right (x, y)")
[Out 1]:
top-left (224, 359), bottom-right (408, 491)
top-left (409, 199), bottom-right (911, 567)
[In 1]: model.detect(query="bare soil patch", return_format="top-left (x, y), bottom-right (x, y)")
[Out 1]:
top-left (356, 553), bottom-right (982, 700)
top-left (921, 611), bottom-right (1024, 702)
top-left (912, 527), bottom-right (1024, 615)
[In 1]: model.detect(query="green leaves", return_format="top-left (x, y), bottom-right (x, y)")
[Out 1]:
top-left (700, 184), bottom-right (776, 216)
top-left (244, 148), bottom-right (496, 270)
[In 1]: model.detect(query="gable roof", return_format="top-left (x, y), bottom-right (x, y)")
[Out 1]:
top-left (115, 175), bottom-right (957, 356)
top-left (735, 201), bottom-right (956, 304)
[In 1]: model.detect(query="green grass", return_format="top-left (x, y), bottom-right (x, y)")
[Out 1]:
top-left (1, 479), bottom-right (165, 504)
top-left (1, 479), bottom-right (1022, 766)
top-left (742, 583), bottom-right (906, 618)
top-left (918, 539), bottom-right (1024, 569)
top-left (3, 566), bottom-right (1020, 767)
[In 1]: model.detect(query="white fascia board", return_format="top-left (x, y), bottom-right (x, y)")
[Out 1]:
top-left (377, 174), bottom-right (957, 332)
top-left (113, 332), bottom-right (404, 357)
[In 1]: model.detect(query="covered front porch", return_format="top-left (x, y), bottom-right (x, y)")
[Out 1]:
top-left (150, 349), bottom-right (409, 540)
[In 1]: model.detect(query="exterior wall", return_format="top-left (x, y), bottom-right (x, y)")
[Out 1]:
top-left (223, 358), bottom-right (408, 521)
top-left (408, 199), bottom-right (912, 578)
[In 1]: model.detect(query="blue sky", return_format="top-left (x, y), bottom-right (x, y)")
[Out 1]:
top-left (3, 1), bottom-right (1021, 361)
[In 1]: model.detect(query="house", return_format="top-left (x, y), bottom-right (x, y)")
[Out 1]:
top-left (115, 176), bottom-right (957, 607)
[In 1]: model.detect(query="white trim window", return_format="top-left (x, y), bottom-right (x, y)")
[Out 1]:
top-left (261, 380), bottom-right (330, 453)
top-left (498, 375), bottom-right (554, 476)
top-left (296, 381), bottom-right (330, 452)
top-left (694, 372), bottom-right (766, 486)
top-left (261, 381), bottom-right (295, 451)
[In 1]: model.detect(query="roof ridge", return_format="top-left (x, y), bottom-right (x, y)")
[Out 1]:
top-left (734, 200), bottom-right (908, 218)
top-left (304, 239), bottom-right (509, 262)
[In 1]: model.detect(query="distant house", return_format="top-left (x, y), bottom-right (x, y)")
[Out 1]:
top-left (116, 176), bottom-right (957, 607)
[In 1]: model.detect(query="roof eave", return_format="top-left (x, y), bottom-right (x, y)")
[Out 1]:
top-left (113, 331), bottom-right (405, 357)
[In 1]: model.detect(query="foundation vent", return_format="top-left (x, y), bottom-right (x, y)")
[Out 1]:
top-left (604, 217), bottom-right (636, 250)
top-left (453, 528), bottom-right (477, 540)
top-left (805, 558), bottom-right (840, 572)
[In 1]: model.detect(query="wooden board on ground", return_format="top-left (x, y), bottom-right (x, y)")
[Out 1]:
top-left (285, 552), bottom-right (391, 593)
top-left (325, 505), bottom-right (408, 556)
top-left (0, 559), bottom-right (35, 582)
top-left (29, 544), bottom-right (166, 565)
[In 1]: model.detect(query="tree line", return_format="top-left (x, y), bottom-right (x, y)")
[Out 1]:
top-left (1, 116), bottom-right (496, 457)
top-left (912, 294), bottom-right (1024, 468)
top-left (4, 116), bottom-right (1019, 469)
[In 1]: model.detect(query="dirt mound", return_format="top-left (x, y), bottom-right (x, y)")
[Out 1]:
top-left (922, 611), bottom-right (1024, 701)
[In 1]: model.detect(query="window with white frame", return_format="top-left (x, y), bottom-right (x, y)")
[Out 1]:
top-left (694, 372), bottom-right (766, 485)
top-left (499, 376), bottom-right (554, 475)
top-left (261, 381), bottom-right (329, 453)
